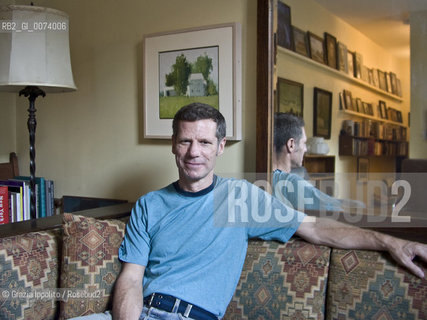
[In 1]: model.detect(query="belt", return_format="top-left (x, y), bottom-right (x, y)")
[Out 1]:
top-left (144, 293), bottom-right (218, 320)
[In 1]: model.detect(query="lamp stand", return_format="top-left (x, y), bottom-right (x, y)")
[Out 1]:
top-left (19, 86), bottom-right (45, 220)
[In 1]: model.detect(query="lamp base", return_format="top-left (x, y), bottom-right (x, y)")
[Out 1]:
top-left (19, 86), bottom-right (45, 220)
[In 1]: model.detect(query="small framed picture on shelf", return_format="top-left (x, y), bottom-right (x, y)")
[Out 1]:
top-left (396, 110), bottom-right (403, 123)
top-left (313, 87), bottom-right (332, 139)
top-left (277, 77), bottom-right (304, 117)
top-left (378, 70), bottom-right (387, 91)
top-left (372, 68), bottom-right (380, 87)
top-left (385, 72), bottom-right (392, 93)
top-left (357, 157), bottom-right (369, 182)
top-left (347, 50), bottom-right (355, 77)
top-left (307, 32), bottom-right (325, 64)
top-left (292, 26), bottom-right (309, 57)
top-left (324, 32), bottom-right (337, 69)
top-left (356, 98), bottom-right (363, 113)
top-left (397, 78), bottom-right (402, 97)
top-left (337, 42), bottom-right (348, 73)
top-left (390, 72), bottom-right (398, 95)
top-left (343, 89), bottom-right (353, 110)
top-left (353, 52), bottom-right (363, 78)
top-left (379, 100), bottom-right (388, 119)
top-left (277, 1), bottom-right (293, 50)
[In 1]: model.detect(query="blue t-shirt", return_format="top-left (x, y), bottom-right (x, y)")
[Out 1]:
top-left (119, 176), bottom-right (305, 317)
top-left (272, 169), bottom-right (365, 212)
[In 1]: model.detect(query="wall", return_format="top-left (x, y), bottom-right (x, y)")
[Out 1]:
top-left (276, 0), bottom-right (410, 174)
top-left (410, 10), bottom-right (427, 158)
top-left (1, 0), bottom-right (258, 201)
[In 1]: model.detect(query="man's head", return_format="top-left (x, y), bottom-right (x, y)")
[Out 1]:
top-left (172, 103), bottom-right (227, 192)
top-left (172, 102), bottom-right (226, 141)
top-left (274, 112), bottom-right (307, 169)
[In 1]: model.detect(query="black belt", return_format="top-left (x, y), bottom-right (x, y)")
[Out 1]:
top-left (144, 293), bottom-right (218, 320)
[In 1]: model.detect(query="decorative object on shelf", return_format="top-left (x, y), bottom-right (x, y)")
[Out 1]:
top-left (324, 32), bottom-right (338, 69)
top-left (313, 87), bottom-right (333, 139)
top-left (292, 26), bottom-right (309, 57)
top-left (307, 137), bottom-right (330, 155)
top-left (337, 42), bottom-right (348, 73)
top-left (277, 77), bottom-right (304, 117)
top-left (357, 157), bottom-right (369, 182)
top-left (277, 1), bottom-right (293, 50)
top-left (143, 23), bottom-right (242, 140)
top-left (0, 5), bottom-right (76, 219)
top-left (307, 32), bottom-right (325, 64)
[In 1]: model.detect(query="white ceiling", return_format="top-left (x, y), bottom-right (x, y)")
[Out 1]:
top-left (312, 0), bottom-right (427, 58)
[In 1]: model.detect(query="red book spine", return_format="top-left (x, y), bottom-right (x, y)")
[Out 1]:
top-left (0, 186), bottom-right (9, 224)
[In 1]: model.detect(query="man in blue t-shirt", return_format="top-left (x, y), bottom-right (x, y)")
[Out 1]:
top-left (109, 104), bottom-right (427, 320)
top-left (272, 112), bottom-right (364, 212)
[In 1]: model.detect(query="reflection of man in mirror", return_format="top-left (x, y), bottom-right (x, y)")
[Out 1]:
top-left (272, 112), bottom-right (364, 212)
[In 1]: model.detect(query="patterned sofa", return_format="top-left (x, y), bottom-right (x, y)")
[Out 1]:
top-left (1, 213), bottom-right (426, 320)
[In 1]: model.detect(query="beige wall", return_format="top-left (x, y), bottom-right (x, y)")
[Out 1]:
top-left (2, 0), bottom-right (258, 201)
top-left (277, 0), bottom-right (410, 174)
top-left (410, 10), bottom-right (427, 158)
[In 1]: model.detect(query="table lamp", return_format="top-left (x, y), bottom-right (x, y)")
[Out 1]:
top-left (0, 5), bottom-right (76, 219)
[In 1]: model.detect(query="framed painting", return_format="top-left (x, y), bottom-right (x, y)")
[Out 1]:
top-left (313, 87), bottom-right (332, 139)
top-left (324, 32), bottom-right (337, 69)
top-left (277, 1), bottom-right (293, 50)
top-left (292, 26), bottom-right (309, 57)
top-left (143, 23), bottom-right (242, 139)
top-left (277, 78), bottom-right (304, 117)
top-left (307, 32), bottom-right (325, 64)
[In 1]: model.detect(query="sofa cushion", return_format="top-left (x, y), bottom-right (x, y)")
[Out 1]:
top-left (0, 229), bottom-right (61, 320)
top-left (59, 213), bottom-right (125, 319)
top-left (327, 249), bottom-right (427, 319)
top-left (224, 237), bottom-right (331, 320)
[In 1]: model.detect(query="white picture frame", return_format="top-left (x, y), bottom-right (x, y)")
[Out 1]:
top-left (143, 23), bottom-right (242, 140)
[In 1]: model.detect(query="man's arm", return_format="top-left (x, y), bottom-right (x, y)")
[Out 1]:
top-left (113, 262), bottom-right (145, 320)
top-left (295, 216), bottom-right (427, 279)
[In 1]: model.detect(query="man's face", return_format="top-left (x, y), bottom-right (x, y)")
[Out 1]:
top-left (290, 127), bottom-right (307, 168)
top-left (172, 119), bottom-right (226, 191)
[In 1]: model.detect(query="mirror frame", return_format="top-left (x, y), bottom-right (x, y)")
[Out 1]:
top-left (256, 0), bottom-right (275, 174)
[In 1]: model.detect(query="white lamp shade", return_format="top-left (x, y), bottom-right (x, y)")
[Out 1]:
top-left (0, 5), bottom-right (76, 93)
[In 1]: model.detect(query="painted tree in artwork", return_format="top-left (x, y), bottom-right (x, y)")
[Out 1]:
top-left (193, 54), bottom-right (217, 96)
top-left (165, 54), bottom-right (191, 95)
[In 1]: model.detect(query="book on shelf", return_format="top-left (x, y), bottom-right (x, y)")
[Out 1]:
top-left (0, 177), bottom-right (55, 223)
top-left (0, 186), bottom-right (9, 225)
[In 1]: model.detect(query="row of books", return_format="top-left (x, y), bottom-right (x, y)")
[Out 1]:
top-left (0, 177), bottom-right (55, 224)
top-left (342, 119), bottom-right (407, 141)
top-left (340, 135), bottom-right (408, 156)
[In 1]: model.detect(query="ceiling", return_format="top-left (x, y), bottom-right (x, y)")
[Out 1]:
top-left (313, 0), bottom-right (427, 59)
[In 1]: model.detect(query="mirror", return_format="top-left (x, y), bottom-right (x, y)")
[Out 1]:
top-left (256, 0), bottom-right (427, 241)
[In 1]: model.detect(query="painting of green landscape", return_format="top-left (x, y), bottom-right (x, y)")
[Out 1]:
top-left (159, 46), bottom-right (219, 119)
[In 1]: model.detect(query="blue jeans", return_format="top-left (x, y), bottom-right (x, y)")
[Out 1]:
top-left (68, 307), bottom-right (195, 320)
